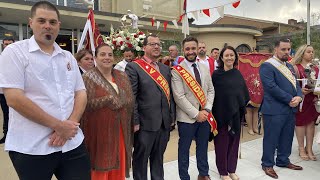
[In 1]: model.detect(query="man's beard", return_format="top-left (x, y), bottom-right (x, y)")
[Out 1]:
top-left (185, 53), bottom-right (197, 62)
top-left (199, 51), bottom-right (206, 56)
top-left (278, 55), bottom-right (289, 62)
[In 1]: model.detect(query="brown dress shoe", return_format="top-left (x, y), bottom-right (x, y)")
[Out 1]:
top-left (198, 175), bottom-right (211, 180)
top-left (262, 166), bottom-right (278, 179)
top-left (285, 163), bottom-right (303, 170)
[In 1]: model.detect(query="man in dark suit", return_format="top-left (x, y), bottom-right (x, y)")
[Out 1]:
top-left (125, 34), bottom-right (175, 180)
top-left (260, 39), bottom-right (303, 179)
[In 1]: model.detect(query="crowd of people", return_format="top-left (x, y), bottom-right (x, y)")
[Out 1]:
top-left (0, 1), bottom-right (319, 180)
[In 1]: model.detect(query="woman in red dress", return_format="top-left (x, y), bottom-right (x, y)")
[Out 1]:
top-left (81, 44), bottom-right (134, 179)
top-left (293, 44), bottom-right (319, 161)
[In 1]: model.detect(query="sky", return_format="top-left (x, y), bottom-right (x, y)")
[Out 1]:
top-left (192, 0), bottom-right (320, 25)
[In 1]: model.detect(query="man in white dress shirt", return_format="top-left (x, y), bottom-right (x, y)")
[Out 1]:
top-left (210, 48), bottom-right (219, 70)
top-left (0, 1), bottom-right (90, 179)
top-left (114, 47), bottom-right (135, 72)
top-left (197, 42), bottom-right (215, 75)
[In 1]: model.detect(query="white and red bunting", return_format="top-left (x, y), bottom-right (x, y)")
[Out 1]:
top-left (186, 0), bottom-right (240, 13)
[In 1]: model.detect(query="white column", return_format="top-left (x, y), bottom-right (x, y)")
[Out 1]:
top-left (77, 28), bottom-right (81, 52)
top-left (307, 0), bottom-right (311, 45)
top-left (71, 29), bottom-right (75, 55)
top-left (18, 23), bottom-right (23, 41)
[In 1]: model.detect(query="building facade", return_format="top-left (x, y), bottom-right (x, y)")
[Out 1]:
top-left (0, 0), bottom-right (301, 54)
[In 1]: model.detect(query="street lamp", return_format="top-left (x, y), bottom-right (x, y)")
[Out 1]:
top-left (307, 0), bottom-right (310, 45)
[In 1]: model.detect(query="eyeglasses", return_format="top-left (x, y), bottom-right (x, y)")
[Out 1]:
top-left (147, 43), bottom-right (162, 47)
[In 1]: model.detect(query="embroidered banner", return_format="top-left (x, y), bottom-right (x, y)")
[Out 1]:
top-left (172, 65), bottom-right (218, 135)
top-left (238, 53), bottom-right (271, 107)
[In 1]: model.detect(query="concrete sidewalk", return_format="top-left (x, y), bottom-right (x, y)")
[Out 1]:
top-left (1, 135), bottom-right (320, 180)
top-left (127, 135), bottom-right (320, 180)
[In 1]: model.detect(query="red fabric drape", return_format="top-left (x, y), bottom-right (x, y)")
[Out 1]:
top-left (238, 53), bottom-right (272, 107)
top-left (85, 9), bottom-right (104, 50)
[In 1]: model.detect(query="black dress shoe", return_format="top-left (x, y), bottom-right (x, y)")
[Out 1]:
top-left (0, 135), bottom-right (6, 144)
top-left (262, 166), bottom-right (278, 179)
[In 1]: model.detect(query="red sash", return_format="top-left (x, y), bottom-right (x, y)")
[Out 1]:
top-left (134, 59), bottom-right (170, 105)
top-left (172, 65), bottom-right (218, 136)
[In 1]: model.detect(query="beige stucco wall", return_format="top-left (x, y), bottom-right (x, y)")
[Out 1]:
top-left (193, 32), bottom-right (256, 52)
top-left (106, 0), bottom-right (183, 21)
top-left (145, 30), bottom-right (184, 41)
top-left (99, 0), bottom-right (112, 12)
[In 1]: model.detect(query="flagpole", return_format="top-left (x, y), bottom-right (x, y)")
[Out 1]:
top-left (307, 0), bottom-right (311, 45)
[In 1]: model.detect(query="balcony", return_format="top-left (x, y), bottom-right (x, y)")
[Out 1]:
top-left (24, 0), bottom-right (98, 10)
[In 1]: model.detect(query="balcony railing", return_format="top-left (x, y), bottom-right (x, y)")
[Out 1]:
top-left (24, 0), bottom-right (98, 10)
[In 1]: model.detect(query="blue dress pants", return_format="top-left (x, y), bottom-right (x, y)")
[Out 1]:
top-left (261, 113), bottom-right (295, 167)
top-left (178, 121), bottom-right (210, 180)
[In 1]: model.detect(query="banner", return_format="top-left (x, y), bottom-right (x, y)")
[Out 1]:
top-left (238, 53), bottom-right (272, 107)
top-left (78, 9), bottom-right (103, 55)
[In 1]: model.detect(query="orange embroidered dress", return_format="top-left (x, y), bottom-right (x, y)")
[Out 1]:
top-left (81, 68), bottom-right (134, 180)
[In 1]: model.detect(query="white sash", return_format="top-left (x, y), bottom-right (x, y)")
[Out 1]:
top-left (266, 57), bottom-right (296, 89)
top-left (314, 70), bottom-right (320, 93)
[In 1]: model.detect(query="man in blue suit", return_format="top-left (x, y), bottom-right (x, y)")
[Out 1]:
top-left (260, 39), bottom-right (303, 179)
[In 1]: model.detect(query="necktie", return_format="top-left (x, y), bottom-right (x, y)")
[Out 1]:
top-left (151, 62), bottom-right (159, 71)
top-left (192, 63), bottom-right (201, 86)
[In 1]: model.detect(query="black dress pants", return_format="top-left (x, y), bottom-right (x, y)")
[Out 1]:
top-left (132, 127), bottom-right (170, 180)
top-left (9, 143), bottom-right (91, 180)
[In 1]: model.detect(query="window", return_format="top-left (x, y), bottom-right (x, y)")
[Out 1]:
top-left (236, 44), bottom-right (251, 53)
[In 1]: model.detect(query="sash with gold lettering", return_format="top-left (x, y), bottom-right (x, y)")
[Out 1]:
top-left (266, 57), bottom-right (296, 89)
top-left (134, 59), bottom-right (170, 105)
top-left (172, 65), bottom-right (218, 136)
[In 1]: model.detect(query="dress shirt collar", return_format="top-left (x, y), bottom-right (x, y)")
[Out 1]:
top-left (184, 59), bottom-right (199, 70)
top-left (197, 56), bottom-right (209, 61)
top-left (143, 55), bottom-right (157, 65)
top-left (28, 35), bottom-right (64, 57)
top-left (79, 66), bottom-right (86, 73)
top-left (273, 56), bottom-right (286, 65)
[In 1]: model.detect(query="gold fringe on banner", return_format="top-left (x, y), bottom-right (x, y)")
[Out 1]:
top-left (239, 58), bottom-right (266, 68)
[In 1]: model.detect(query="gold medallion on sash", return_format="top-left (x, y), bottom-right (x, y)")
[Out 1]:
top-left (134, 59), bottom-right (170, 105)
top-left (172, 65), bottom-right (218, 136)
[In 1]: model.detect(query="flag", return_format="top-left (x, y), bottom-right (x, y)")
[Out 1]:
top-left (163, 21), bottom-right (168, 31)
top-left (172, 19), bottom-right (179, 28)
top-left (217, 6), bottom-right (224, 18)
top-left (202, 9), bottom-right (210, 17)
top-left (78, 9), bottom-right (103, 55)
top-left (232, 1), bottom-right (241, 8)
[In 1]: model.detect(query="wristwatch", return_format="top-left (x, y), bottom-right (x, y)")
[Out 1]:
top-left (204, 108), bottom-right (211, 113)
top-left (299, 97), bottom-right (303, 102)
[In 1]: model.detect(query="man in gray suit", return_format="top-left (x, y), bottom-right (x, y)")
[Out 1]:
top-left (171, 36), bottom-right (215, 180)
top-left (126, 34), bottom-right (175, 180)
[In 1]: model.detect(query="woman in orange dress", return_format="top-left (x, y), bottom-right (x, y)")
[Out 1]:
top-left (293, 44), bottom-right (319, 161)
top-left (81, 44), bottom-right (134, 180)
